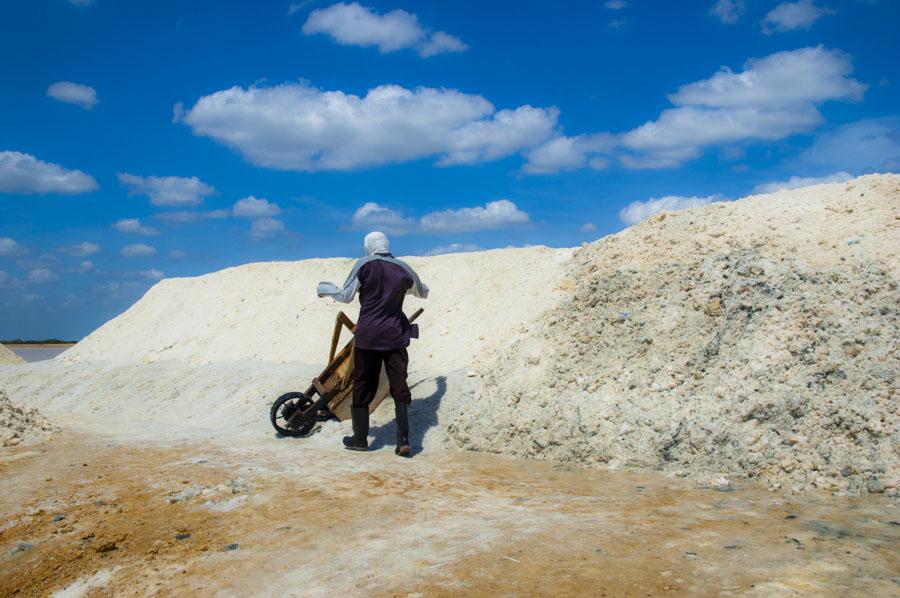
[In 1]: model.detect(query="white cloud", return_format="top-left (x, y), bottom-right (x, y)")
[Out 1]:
top-left (112, 218), bottom-right (159, 236)
top-left (523, 134), bottom-right (615, 174)
top-left (351, 202), bottom-right (417, 235)
top-left (69, 260), bottom-right (95, 273)
top-left (424, 243), bottom-right (482, 256)
top-left (580, 222), bottom-right (598, 233)
top-left (117, 173), bottom-right (215, 207)
top-left (794, 117), bottom-right (900, 173)
top-left (710, 0), bottom-right (745, 23)
top-left (233, 196), bottom-right (282, 218)
top-left (763, 0), bottom-right (834, 34)
top-left (169, 250), bottom-right (187, 259)
top-left (668, 46), bottom-right (863, 109)
top-left (418, 31), bottom-right (468, 58)
top-left (121, 243), bottom-right (156, 258)
top-left (302, 2), bottom-right (467, 58)
top-left (619, 46), bottom-right (865, 169)
top-left (0, 237), bottom-right (21, 256)
top-left (351, 199), bottom-right (531, 235)
top-left (608, 19), bottom-right (627, 28)
top-left (288, 1), bottom-right (311, 15)
top-left (60, 241), bottom-right (99, 257)
top-left (46, 81), bottom-right (99, 109)
top-left (180, 82), bottom-right (557, 171)
top-left (619, 195), bottom-right (721, 225)
top-left (27, 268), bottom-right (59, 284)
top-left (0, 151), bottom-right (98, 195)
top-left (419, 199), bottom-right (530, 234)
top-left (753, 171), bottom-right (852, 193)
top-left (139, 269), bottom-right (165, 281)
top-left (250, 218), bottom-right (285, 240)
top-left (605, 1), bottom-right (627, 9)
top-left (156, 209), bottom-right (230, 224)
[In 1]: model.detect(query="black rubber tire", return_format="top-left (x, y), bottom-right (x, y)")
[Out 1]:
top-left (270, 392), bottom-right (315, 437)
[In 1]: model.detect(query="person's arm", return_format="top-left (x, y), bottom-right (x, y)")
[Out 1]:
top-left (317, 277), bottom-right (359, 303)
top-left (317, 262), bottom-right (366, 303)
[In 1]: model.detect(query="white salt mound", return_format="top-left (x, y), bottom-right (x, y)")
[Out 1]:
top-left (0, 344), bottom-right (24, 365)
top-left (0, 174), bottom-right (896, 495)
top-left (0, 389), bottom-right (55, 446)
top-left (449, 174), bottom-right (899, 495)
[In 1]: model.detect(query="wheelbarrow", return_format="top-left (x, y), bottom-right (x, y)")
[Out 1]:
top-left (270, 307), bottom-right (424, 437)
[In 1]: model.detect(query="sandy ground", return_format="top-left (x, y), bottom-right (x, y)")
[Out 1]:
top-left (2, 429), bottom-right (898, 597)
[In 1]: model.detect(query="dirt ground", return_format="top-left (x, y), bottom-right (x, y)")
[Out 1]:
top-left (1, 431), bottom-right (898, 597)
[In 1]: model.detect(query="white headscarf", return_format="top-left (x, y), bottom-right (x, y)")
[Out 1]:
top-left (364, 231), bottom-right (391, 256)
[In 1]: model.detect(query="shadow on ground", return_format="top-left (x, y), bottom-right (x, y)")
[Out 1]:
top-left (369, 375), bottom-right (447, 454)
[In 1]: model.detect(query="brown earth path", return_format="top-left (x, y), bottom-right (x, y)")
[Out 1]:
top-left (1, 431), bottom-right (898, 597)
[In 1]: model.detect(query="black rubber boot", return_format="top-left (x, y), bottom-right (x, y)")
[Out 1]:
top-left (343, 407), bottom-right (369, 451)
top-left (394, 400), bottom-right (411, 457)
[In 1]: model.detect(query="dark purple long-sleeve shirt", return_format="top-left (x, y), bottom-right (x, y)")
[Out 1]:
top-left (354, 257), bottom-right (416, 350)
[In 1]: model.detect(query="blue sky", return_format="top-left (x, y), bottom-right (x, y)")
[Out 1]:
top-left (1, 0), bottom-right (898, 339)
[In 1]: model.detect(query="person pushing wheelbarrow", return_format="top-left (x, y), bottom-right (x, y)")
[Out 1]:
top-left (317, 231), bottom-right (429, 456)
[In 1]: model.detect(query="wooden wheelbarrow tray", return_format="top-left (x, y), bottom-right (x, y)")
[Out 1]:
top-left (269, 307), bottom-right (423, 437)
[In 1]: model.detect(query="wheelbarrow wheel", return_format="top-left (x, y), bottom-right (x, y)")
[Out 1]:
top-left (271, 392), bottom-right (315, 437)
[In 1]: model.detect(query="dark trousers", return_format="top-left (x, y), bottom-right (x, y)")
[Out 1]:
top-left (352, 347), bottom-right (412, 408)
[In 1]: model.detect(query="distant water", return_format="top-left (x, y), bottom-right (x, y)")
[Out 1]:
top-left (7, 346), bottom-right (71, 362)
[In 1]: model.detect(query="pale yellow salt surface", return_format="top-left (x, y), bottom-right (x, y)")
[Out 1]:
top-left (61, 246), bottom-right (574, 371)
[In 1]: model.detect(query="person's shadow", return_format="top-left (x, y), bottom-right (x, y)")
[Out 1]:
top-left (369, 375), bottom-right (447, 455)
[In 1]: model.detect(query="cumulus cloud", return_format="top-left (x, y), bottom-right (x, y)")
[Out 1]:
top-left (169, 250), bottom-right (187, 259)
top-left (580, 222), bottom-right (598, 233)
top-left (420, 200), bottom-right (530, 234)
top-left (233, 196), bottom-right (282, 218)
top-left (619, 46), bottom-right (865, 169)
top-left (118, 173), bottom-right (216, 207)
top-left (46, 81), bottom-right (99, 109)
top-left (0, 237), bottom-right (22, 256)
top-left (112, 218), bottom-right (159, 236)
top-left (794, 117), bottom-right (900, 173)
top-left (302, 2), bottom-right (467, 58)
top-left (351, 199), bottom-right (531, 235)
top-left (139, 269), bottom-right (165, 281)
top-left (27, 268), bottom-right (59, 284)
top-left (156, 209), bottom-right (230, 224)
top-left (0, 151), bottom-right (98, 195)
top-left (121, 243), bottom-right (156, 258)
top-left (710, 0), bottom-right (745, 23)
top-left (523, 134), bottom-right (615, 174)
top-left (753, 172), bottom-right (852, 193)
top-left (69, 260), bottom-right (95, 273)
top-left (418, 31), bottom-right (468, 58)
top-left (351, 202), bottom-right (417, 235)
top-left (424, 243), bottom-right (482, 256)
top-left (521, 47), bottom-right (865, 173)
top-left (179, 82), bottom-right (557, 171)
top-left (619, 195), bottom-right (721, 225)
top-left (60, 241), bottom-right (99, 257)
top-left (250, 218), bottom-right (285, 240)
top-left (763, 0), bottom-right (834, 34)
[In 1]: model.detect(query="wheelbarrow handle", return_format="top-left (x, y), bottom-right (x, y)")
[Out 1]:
top-left (409, 307), bottom-right (424, 323)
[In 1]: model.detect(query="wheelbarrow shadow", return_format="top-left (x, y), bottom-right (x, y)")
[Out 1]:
top-left (368, 375), bottom-right (447, 455)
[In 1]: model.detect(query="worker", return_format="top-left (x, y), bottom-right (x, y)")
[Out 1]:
top-left (317, 231), bottom-right (429, 456)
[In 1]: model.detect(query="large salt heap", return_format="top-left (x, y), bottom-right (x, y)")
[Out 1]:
top-left (0, 344), bottom-right (24, 365)
top-left (450, 174), bottom-right (899, 494)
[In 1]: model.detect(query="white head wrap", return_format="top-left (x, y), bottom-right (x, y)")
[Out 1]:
top-left (364, 231), bottom-right (391, 256)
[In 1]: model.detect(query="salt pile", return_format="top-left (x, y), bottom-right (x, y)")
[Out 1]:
top-left (0, 389), bottom-right (54, 446)
top-left (450, 174), bottom-right (899, 495)
top-left (0, 174), bottom-right (896, 495)
top-left (0, 344), bottom-right (24, 365)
